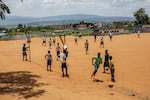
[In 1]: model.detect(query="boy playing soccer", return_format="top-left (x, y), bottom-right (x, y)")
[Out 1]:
top-left (91, 52), bottom-right (102, 79)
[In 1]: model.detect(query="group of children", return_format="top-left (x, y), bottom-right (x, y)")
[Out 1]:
top-left (91, 50), bottom-right (115, 82)
top-left (22, 33), bottom-right (115, 81)
top-left (43, 35), bottom-right (69, 77)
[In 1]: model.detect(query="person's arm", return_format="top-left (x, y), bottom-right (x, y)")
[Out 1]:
top-left (51, 55), bottom-right (53, 62)
top-left (101, 57), bottom-right (103, 64)
top-left (92, 58), bottom-right (94, 65)
top-left (45, 54), bottom-right (47, 59)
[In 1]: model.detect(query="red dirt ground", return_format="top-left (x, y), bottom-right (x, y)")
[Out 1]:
top-left (0, 33), bottom-right (150, 100)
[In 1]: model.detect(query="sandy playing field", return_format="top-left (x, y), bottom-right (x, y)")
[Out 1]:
top-left (0, 33), bottom-right (150, 100)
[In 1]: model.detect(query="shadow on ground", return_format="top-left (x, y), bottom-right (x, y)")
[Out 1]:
top-left (0, 71), bottom-right (46, 99)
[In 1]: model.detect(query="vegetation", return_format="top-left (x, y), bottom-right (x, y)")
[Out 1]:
top-left (133, 8), bottom-right (150, 25)
top-left (0, 0), bottom-right (10, 20)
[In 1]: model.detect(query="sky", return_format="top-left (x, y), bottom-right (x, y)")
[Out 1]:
top-left (3, 0), bottom-right (150, 17)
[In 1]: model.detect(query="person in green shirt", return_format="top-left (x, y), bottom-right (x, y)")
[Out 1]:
top-left (91, 52), bottom-right (102, 79)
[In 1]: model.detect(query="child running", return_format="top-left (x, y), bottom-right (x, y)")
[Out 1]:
top-left (22, 43), bottom-right (29, 61)
top-left (109, 56), bottom-right (115, 82)
top-left (91, 52), bottom-right (102, 79)
top-left (45, 50), bottom-right (53, 71)
top-left (103, 49), bottom-right (110, 73)
top-left (84, 39), bottom-right (89, 55)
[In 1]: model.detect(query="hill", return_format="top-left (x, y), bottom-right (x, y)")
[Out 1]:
top-left (0, 14), bottom-right (134, 27)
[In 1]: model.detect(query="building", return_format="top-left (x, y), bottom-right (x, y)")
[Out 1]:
top-left (141, 25), bottom-right (150, 32)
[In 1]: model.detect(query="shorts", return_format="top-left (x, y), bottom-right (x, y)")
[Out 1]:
top-left (27, 40), bottom-right (30, 43)
top-left (104, 61), bottom-right (109, 67)
top-left (43, 41), bottom-right (46, 43)
top-left (94, 64), bottom-right (99, 71)
top-left (62, 63), bottom-right (67, 68)
top-left (57, 51), bottom-right (60, 57)
top-left (101, 42), bottom-right (104, 45)
top-left (47, 59), bottom-right (51, 65)
top-left (23, 51), bottom-right (27, 56)
top-left (85, 47), bottom-right (88, 51)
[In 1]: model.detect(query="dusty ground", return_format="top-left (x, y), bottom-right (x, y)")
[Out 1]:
top-left (0, 33), bottom-right (150, 100)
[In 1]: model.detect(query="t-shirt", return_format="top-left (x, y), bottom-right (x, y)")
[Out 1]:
top-left (46, 53), bottom-right (51, 60)
top-left (22, 46), bottom-right (26, 52)
top-left (42, 36), bottom-right (46, 41)
top-left (110, 61), bottom-right (114, 69)
top-left (56, 45), bottom-right (61, 51)
top-left (93, 56), bottom-right (102, 67)
top-left (59, 53), bottom-right (66, 63)
top-left (104, 53), bottom-right (109, 62)
top-left (85, 42), bottom-right (89, 48)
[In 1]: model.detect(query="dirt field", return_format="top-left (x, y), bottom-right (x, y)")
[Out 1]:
top-left (0, 33), bottom-right (150, 100)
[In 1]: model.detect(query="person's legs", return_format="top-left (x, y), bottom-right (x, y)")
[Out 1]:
top-left (25, 52), bottom-right (27, 61)
top-left (64, 63), bottom-right (69, 77)
top-left (62, 63), bottom-right (65, 77)
top-left (103, 62), bottom-right (106, 73)
top-left (91, 64), bottom-right (98, 78)
top-left (86, 48), bottom-right (88, 55)
top-left (111, 69), bottom-right (115, 82)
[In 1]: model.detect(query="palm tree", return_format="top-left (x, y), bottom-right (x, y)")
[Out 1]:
top-left (0, 0), bottom-right (10, 20)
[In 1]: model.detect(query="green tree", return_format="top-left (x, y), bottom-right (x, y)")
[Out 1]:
top-left (0, 0), bottom-right (23, 20)
top-left (0, 0), bottom-right (10, 19)
top-left (133, 8), bottom-right (149, 25)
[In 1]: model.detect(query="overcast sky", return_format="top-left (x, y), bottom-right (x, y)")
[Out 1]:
top-left (3, 0), bottom-right (150, 17)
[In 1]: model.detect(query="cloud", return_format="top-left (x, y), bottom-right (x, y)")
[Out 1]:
top-left (2, 0), bottom-right (150, 17)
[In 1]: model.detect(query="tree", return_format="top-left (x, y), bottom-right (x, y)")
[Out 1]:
top-left (133, 8), bottom-right (150, 25)
top-left (0, 0), bottom-right (10, 20)
top-left (0, 0), bottom-right (23, 20)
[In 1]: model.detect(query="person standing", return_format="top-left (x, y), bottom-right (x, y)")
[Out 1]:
top-left (103, 50), bottom-right (110, 73)
top-left (100, 37), bottom-right (104, 48)
top-left (22, 43), bottom-right (29, 61)
top-left (45, 50), bottom-right (53, 71)
top-left (48, 37), bottom-right (52, 49)
top-left (93, 32), bottom-right (97, 42)
top-left (109, 32), bottom-right (112, 41)
top-left (52, 37), bottom-right (56, 46)
top-left (91, 52), bottom-right (102, 79)
top-left (137, 30), bottom-right (141, 38)
top-left (59, 50), bottom-right (69, 77)
top-left (42, 34), bottom-right (46, 46)
top-left (109, 56), bottom-right (115, 82)
top-left (84, 40), bottom-right (89, 55)
top-left (74, 36), bottom-right (78, 44)
top-left (56, 42), bottom-right (61, 61)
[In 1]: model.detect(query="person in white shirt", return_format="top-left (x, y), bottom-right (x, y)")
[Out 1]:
top-left (42, 34), bottom-right (46, 46)
top-left (137, 30), bottom-right (141, 38)
top-left (109, 32), bottom-right (113, 41)
top-left (59, 50), bottom-right (69, 77)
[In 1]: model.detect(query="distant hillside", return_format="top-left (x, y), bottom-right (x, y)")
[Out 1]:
top-left (0, 14), bottom-right (134, 28)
